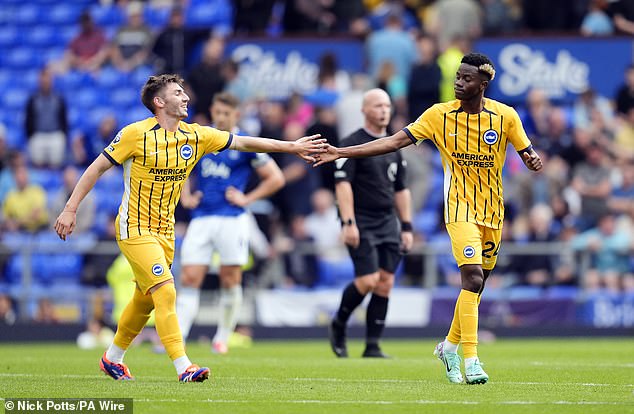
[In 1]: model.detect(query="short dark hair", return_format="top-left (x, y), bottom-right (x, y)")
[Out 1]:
top-left (213, 92), bottom-right (240, 109)
top-left (461, 53), bottom-right (495, 80)
top-left (140, 74), bottom-right (184, 114)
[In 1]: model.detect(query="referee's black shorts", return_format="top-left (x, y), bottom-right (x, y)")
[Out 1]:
top-left (347, 214), bottom-right (402, 276)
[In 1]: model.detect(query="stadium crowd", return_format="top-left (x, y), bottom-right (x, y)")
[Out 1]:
top-left (0, 0), bottom-right (633, 323)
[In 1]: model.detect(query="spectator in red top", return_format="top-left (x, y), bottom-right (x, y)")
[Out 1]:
top-left (53, 11), bottom-right (109, 74)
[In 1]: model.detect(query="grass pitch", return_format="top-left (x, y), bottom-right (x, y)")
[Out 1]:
top-left (1, 338), bottom-right (633, 414)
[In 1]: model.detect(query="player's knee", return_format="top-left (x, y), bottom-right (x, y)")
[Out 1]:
top-left (461, 265), bottom-right (484, 292)
top-left (356, 273), bottom-right (379, 293)
top-left (375, 275), bottom-right (394, 295)
top-left (181, 268), bottom-right (205, 288)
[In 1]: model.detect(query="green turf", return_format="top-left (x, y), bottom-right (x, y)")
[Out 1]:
top-left (1, 338), bottom-right (633, 414)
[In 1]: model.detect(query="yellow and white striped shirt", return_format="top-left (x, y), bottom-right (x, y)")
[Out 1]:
top-left (102, 117), bottom-right (232, 240)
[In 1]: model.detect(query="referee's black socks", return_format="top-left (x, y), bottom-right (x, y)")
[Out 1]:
top-left (366, 294), bottom-right (389, 347)
top-left (335, 282), bottom-right (366, 325)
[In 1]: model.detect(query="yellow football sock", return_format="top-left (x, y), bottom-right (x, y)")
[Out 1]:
top-left (151, 282), bottom-right (186, 360)
top-left (446, 297), bottom-right (461, 345)
top-left (459, 289), bottom-right (479, 359)
top-left (113, 286), bottom-right (155, 350)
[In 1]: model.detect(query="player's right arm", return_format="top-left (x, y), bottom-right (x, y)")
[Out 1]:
top-left (54, 154), bottom-right (114, 240)
top-left (335, 180), bottom-right (359, 248)
top-left (314, 130), bottom-right (412, 167)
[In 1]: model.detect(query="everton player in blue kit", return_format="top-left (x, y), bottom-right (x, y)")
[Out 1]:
top-left (176, 93), bottom-right (285, 354)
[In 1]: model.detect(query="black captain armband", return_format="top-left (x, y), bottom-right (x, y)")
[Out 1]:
top-left (401, 222), bottom-right (413, 232)
top-left (517, 145), bottom-right (534, 157)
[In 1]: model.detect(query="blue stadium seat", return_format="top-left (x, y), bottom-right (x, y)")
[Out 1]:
top-left (0, 26), bottom-right (19, 48)
top-left (76, 88), bottom-right (101, 108)
top-left (130, 65), bottom-right (154, 88)
top-left (14, 4), bottom-right (43, 26)
top-left (109, 87), bottom-right (138, 108)
top-left (95, 66), bottom-right (127, 89)
top-left (49, 4), bottom-right (81, 25)
top-left (121, 106), bottom-right (151, 125)
top-left (24, 25), bottom-right (57, 48)
top-left (315, 258), bottom-right (354, 288)
top-left (1, 88), bottom-right (30, 111)
top-left (30, 168), bottom-right (63, 191)
top-left (186, 0), bottom-right (233, 28)
top-left (90, 5), bottom-right (124, 27)
top-left (4, 47), bottom-right (42, 69)
top-left (144, 7), bottom-right (169, 29)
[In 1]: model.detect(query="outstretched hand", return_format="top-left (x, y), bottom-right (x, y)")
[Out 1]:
top-left (522, 149), bottom-right (543, 171)
top-left (312, 144), bottom-right (340, 167)
top-left (54, 210), bottom-right (76, 241)
top-left (294, 134), bottom-right (327, 163)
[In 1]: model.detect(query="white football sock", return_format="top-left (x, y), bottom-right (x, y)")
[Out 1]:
top-left (213, 285), bottom-right (243, 345)
top-left (176, 286), bottom-right (200, 341)
top-left (105, 343), bottom-right (126, 364)
top-left (173, 355), bottom-right (193, 375)
top-left (443, 338), bottom-right (459, 353)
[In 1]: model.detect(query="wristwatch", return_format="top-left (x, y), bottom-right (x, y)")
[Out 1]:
top-left (341, 218), bottom-right (355, 226)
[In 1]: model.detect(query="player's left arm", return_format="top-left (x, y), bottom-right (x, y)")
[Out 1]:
top-left (226, 160), bottom-right (285, 207)
top-left (231, 134), bottom-right (326, 162)
top-left (508, 107), bottom-right (543, 172)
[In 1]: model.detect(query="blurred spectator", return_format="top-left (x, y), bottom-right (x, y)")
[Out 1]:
top-left (77, 318), bottom-right (115, 349)
top-left (521, 88), bottom-right (552, 139)
top-left (109, 2), bottom-right (154, 72)
top-left (514, 204), bottom-right (558, 287)
top-left (571, 213), bottom-right (631, 292)
top-left (234, 0), bottom-right (277, 35)
top-left (572, 87), bottom-right (614, 131)
top-left (0, 294), bottom-right (16, 325)
top-left (608, 0), bottom-right (634, 35)
top-left (437, 35), bottom-right (470, 102)
top-left (50, 166), bottom-right (96, 234)
top-left (580, 0), bottom-right (614, 36)
top-left (335, 73), bottom-right (369, 138)
top-left (613, 108), bottom-right (634, 161)
top-left (376, 61), bottom-right (407, 107)
top-left (608, 163), bottom-right (634, 217)
top-left (431, 0), bottom-right (482, 51)
top-left (282, 0), bottom-right (337, 34)
top-left (277, 215), bottom-right (318, 287)
top-left (221, 60), bottom-right (250, 103)
top-left (304, 189), bottom-right (346, 260)
top-left (570, 142), bottom-right (612, 230)
top-left (72, 114), bottom-right (118, 168)
top-left (81, 213), bottom-right (119, 287)
top-left (152, 6), bottom-right (211, 76)
top-left (2, 165), bottom-right (49, 233)
top-left (523, 0), bottom-right (584, 32)
top-left (559, 127), bottom-right (593, 171)
top-left (0, 151), bottom-right (25, 207)
top-left (0, 125), bottom-right (12, 204)
top-left (25, 67), bottom-right (68, 168)
top-left (34, 298), bottom-right (58, 323)
top-left (306, 106), bottom-right (339, 191)
top-left (52, 11), bottom-right (109, 74)
top-left (481, 0), bottom-right (522, 35)
top-left (366, 11), bottom-right (417, 83)
top-left (271, 122), bottom-right (319, 223)
top-left (259, 101), bottom-right (287, 139)
top-left (187, 37), bottom-right (226, 124)
top-left (615, 64), bottom-right (634, 117)
top-left (317, 52), bottom-right (351, 95)
top-left (536, 107), bottom-right (573, 158)
top-left (285, 93), bottom-right (313, 129)
top-left (407, 34), bottom-right (441, 122)
top-left (330, 0), bottom-right (369, 35)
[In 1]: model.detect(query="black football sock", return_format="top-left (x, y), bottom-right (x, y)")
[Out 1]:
top-left (335, 282), bottom-right (366, 325)
top-left (366, 294), bottom-right (389, 348)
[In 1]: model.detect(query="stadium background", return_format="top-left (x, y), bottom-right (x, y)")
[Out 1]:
top-left (0, 0), bottom-right (632, 342)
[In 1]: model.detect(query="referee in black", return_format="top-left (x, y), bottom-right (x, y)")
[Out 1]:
top-left (329, 88), bottom-right (413, 358)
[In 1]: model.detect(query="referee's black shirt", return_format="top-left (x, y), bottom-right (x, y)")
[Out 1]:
top-left (334, 128), bottom-right (408, 223)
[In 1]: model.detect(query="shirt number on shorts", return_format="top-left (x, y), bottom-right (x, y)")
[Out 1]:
top-left (482, 241), bottom-right (500, 259)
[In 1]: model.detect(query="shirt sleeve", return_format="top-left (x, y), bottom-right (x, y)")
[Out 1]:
top-left (251, 152), bottom-right (272, 169)
top-left (403, 106), bottom-right (436, 145)
top-left (394, 153), bottom-right (408, 192)
top-left (200, 126), bottom-right (232, 155)
top-left (334, 155), bottom-right (356, 183)
top-left (507, 107), bottom-right (532, 152)
top-left (102, 125), bottom-right (137, 165)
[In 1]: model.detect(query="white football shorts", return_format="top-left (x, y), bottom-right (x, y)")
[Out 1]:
top-left (180, 213), bottom-right (250, 266)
